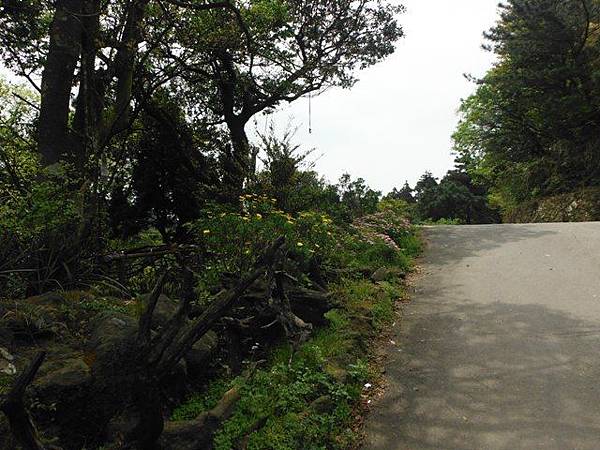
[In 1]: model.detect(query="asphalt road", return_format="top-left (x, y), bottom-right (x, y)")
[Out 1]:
top-left (363, 223), bottom-right (600, 450)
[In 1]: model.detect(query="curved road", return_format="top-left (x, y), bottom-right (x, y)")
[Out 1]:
top-left (364, 223), bottom-right (600, 450)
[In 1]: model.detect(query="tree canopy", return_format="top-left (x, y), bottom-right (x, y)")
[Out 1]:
top-left (453, 0), bottom-right (600, 210)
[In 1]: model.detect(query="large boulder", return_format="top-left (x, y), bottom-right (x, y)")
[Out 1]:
top-left (371, 267), bottom-right (405, 282)
top-left (29, 356), bottom-right (92, 447)
top-left (87, 310), bottom-right (137, 363)
top-left (32, 357), bottom-right (91, 397)
top-left (184, 331), bottom-right (218, 375)
top-left (140, 293), bottom-right (179, 330)
top-left (288, 287), bottom-right (335, 327)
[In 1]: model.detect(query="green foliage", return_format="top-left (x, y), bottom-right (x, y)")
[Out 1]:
top-left (0, 163), bottom-right (94, 296)
top-left (170, 204), bottom-right (419, 449)
top-left (421, 218), bottom-right (462, 226)
top-left (0, 373), bottom-right (15, 396)
top-left (385, 182), bottom-right (416, 204)
top-left (188, 194), bottom-right (338, 288)
top-left (209, 270), bottom-right (409, 449)
top-left (0, 164), bottom-right (82, 239)
top-left (398, 169), bottom-right (500, 225)
top-left (0, 77), bottom-right (38, 198)
top-left (254, 129), bottom-right (384, 223)
top-left (453, 0), bottom-right (600, 210)
top-left (171, 378), bottom-right (234, 421)
top-left (336, 174), bottom-right (382, 222)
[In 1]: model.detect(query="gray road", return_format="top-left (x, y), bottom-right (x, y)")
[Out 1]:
top-left (363, 223), bottom-right (600, 450)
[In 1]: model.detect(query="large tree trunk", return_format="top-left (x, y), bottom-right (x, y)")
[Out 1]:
top-left (72, 0), bottom-right (102, 173)
top-left (225, 119), bottom-right (251, 199)
top-left (38, 0), bottom-right (83, 166)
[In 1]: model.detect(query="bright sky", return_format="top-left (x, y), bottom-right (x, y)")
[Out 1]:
top-left (266, 0), bottom-right (501, 194)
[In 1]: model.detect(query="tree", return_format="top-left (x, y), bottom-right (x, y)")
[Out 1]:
top-left (109, 92), bottom-right (221, 241)
top-left (412, 168), bottom-right (499, 224)
top-left (255, 123), bottom-right (318, 213)
top-left (387, 181), bottom-right (415, 204)
top-left (0, 0), bottom-right (250, 171)
top-left (170, 0), bottom-right (405, 197)
top-left (0, 77), bottom-right (38, 198)
top-left (414, 172), bottom-right (438, 201)
top-left (454, 0), bottom-right (600, 210)
top-left (337, 174), bottom-right (381, 221)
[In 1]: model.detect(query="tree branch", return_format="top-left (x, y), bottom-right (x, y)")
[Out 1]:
top-left (0, 352), bottom-right (48, 450)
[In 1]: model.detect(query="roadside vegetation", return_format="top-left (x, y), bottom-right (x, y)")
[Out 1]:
top-left (385, 0), bottom-right (600, 225)
top-left (452, 0), bottom-right (600, 221)
top-left (0, 1), bottom-right (424, 448)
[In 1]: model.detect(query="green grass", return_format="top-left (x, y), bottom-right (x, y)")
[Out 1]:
top-left (171, 377), bottom-right (234, 421)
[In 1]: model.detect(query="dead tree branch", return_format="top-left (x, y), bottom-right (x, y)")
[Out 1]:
top-left (0, 352), bottom-right (48, 450)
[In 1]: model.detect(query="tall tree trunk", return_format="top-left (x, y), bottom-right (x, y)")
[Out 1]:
top-left (72, 0), bottom-right (102, 173)
top-left (38, 0), bottom-right (83, 166)
top-left (101, 0), bottom-right (149, 146)
top-left (225, 118), bottom-right (251, 200)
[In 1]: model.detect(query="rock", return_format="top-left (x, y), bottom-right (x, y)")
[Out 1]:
top-left (371, 267), bottom-right (405, 282)
top-left (33, 357), bottom-right (91, 396)
top-left (28, 357), bottom-right (93, 445)
top-left (160, 419), bottom-right (216, 450)
top-left (0, 292), bottom-right (70, 341)
top-left (105, 402), bottom-right (163, 449)
top-left (0, 346), bottom-right (16, 375)
top-left (160, 358), bottom-right (189, 403)
top-left (147, 294), bottom-right (179, 329)
top-left (288, 287), bottom-right (335, 326)
top-left (88, 311), bottom-right (137, 358)
top-left (184, 331), bottom-right (218, 375)
top-left (324, 363), bottom-right (348, 383)
top-left (25, 292), bottom-right (68, 308)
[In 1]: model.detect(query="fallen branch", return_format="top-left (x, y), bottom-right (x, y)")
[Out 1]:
top-left (1, 351), bottom-right (48, 450)
top-left (155, 236), bottom-right (286, 374)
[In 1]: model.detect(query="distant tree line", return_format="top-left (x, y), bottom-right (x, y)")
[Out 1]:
top-left (387, 162), bottom-right (500, 225)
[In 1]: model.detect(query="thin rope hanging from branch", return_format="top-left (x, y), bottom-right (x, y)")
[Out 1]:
top-left (308, 93), bottom-right (312, 134)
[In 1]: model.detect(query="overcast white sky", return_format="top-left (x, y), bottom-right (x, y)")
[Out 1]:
top-left (265, 0), bottom-right (501, 194)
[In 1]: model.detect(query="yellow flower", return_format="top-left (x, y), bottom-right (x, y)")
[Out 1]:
top-left (203, 230), bottom-right (211, 235)
top-left (297, 242), bottom-right (304, 247)
top-left (256, 213), bottom-right (263, 220)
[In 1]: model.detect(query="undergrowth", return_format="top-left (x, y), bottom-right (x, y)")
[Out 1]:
top-left (172, 220), bottom-right (422, 449)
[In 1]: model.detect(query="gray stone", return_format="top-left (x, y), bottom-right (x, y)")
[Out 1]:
top-left (184, 331), bottom-right (218, 374)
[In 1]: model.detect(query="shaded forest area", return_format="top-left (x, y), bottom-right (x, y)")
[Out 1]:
top-left (0, 1), bottom-right (420, 449)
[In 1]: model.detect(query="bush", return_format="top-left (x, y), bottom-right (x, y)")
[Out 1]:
top-left (0, 164), bottom-right (99, 296)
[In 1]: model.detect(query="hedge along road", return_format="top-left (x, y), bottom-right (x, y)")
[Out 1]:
top-left (363, 222), bottom-right (600, 450)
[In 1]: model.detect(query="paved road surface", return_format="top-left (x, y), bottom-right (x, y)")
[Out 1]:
top-left (363, 223), bottom-right (600, 450)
